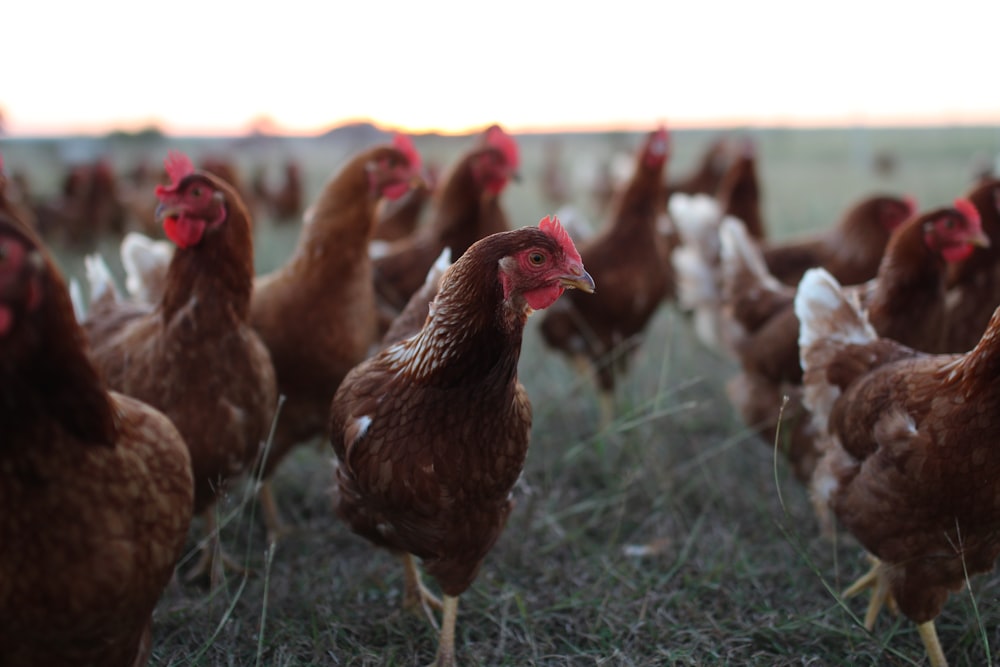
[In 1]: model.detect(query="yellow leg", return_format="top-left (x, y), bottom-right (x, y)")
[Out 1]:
top-left (917, 620), bottom-right (948, 667)
top-left (430, 594), bottom-right (459, 667)
top-left (401, 553), bottom-right (443, 626)
top-left (184, 508), bottom-right (248, 588)
top-left (841, 556), bottom-right (899, 631)
top-left (258, 481), bottom-right (290, 543)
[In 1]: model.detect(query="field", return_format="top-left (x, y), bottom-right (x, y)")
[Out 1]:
top-left (4, 124), bottom-right (1000, 666)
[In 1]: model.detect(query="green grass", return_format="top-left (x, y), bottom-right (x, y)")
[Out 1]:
top-left (4, 125), bottom-right (1000, 666)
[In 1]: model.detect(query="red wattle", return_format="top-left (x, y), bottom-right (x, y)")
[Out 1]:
top-left (382, 181), bottom-right (410, 201)
top-left (524, 285), bottom-right (564, 311)
top-left (163, 216), bottom-right (206, 249)
top-left (942, 243), bottom-right (975, 263)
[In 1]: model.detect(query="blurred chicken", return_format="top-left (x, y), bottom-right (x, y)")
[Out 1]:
top-left (722, 201), bottom-right (988, 485)
top-left (372, 125), bottom-right (519, 333)
top-left (798, 266), bottom-right (1000, 667)
top-left (715, 138), bottom-right (765, 240)
top-left (0, 211), bottom-right (193, 666)
top-left (671, 192), bottom-right (915, 355)
top-left (253, 159), bottom-right (304, 223)
top-left (667, 136), bottom-right (731, 198)
top-left (249, 135), bottom-right (424, 539)
top-left (943, 177), bottom-right (1000, 352)
top-left (539, 126), bottom-right (672, 424)
top-left (82, 151), bottom-right (277, 586)
top-left (330, 216), bottom-right (593, 667)
top-left (762, 194), bottom-right (915, 287)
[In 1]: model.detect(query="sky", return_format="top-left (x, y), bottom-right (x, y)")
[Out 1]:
top-left (5, 0), bottom-right (999, 137)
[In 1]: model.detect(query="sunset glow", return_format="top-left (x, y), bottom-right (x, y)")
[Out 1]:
top-left (6, 0), bottom-right (999, 137)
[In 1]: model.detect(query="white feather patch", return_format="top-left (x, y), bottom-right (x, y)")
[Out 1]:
top-left (84, 253), bottom-right (118, 304)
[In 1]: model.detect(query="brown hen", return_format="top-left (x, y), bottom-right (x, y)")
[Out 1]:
top-left (329, 216), bottom-right (593, 667)
top-left (249, 135), bottom-right (424, 539)
top-left (82, 151), bottom-right (277, 586)
top-left (798, 266), bottom-right (1000, 667)
top-left (538, 126), bottom-right (672, 424)
top-left (0, 212), bottom-right (193, 666)
top-left (722, 201), bottom-right (988, 486)
top-left (372, 125), bottom-right (519, 333)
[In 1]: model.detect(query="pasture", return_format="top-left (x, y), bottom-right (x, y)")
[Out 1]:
top-left (3, 124), bottom-right (1000, 666)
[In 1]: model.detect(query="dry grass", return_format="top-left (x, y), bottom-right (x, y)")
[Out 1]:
top-left (4, 125), bottom-right (1000, 666)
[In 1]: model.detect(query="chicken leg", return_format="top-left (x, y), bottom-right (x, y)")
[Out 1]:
top-left (430, 595), bottom-right (459, 667)
top-left (184, 508), bottom-right (248, 588)
top-left (401, 553), bottom-right (443, 626)
top-left (842, 556), bottom-right (947, 667)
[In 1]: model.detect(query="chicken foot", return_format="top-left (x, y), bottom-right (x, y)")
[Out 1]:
top-left (842, 556), bottom-right (947, 666)
top-left (401, 553), bottom-right (443, 627)
top-left (184, 508), bottom-right (249, 588)
top-left (841, 556), bottom-right (895, 630)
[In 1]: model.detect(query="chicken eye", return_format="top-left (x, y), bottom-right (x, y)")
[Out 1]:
top-left (528, 252), bottom-right (545, 266)
top-left (191, 186), bottom-right (204, 198)
top-left (944, 217), bottom-right (955, 229)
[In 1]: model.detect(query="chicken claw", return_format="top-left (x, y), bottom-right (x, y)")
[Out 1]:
top-left (841, 555), bottom-right (897, 630)
top-left (401, 553), bottom-right (443, 628)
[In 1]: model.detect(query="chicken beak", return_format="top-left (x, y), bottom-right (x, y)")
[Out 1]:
top-left (154, 202), bottom-right (181, 223)
top-left (560, 268), bottom-right (595, 294)
top-left (970, 229), bottom-right (991, 248)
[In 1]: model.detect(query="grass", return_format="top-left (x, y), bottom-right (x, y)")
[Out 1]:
top-left (4, 125), bottom-right (1000, 666)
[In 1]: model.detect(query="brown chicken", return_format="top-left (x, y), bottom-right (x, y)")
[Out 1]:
top-left (372, 125), bottom-right (520, 328)
top-left (667, 135), bottom-right (731, 198)
top-left (538, 126), bottom-right (672, 424)
top-left (763, 194), bottom-right (916, 287)
top-left (249, 135), bottom-right (424, 538)
top-left (797, 266), bottom-right (1000, 667)
top-left (722, 201), bottom-right (988, 484)
top-left (0, 212), bottom-right (193, 666)
top-left (253, 159), bottom-right (304, 223)
top-left (943, 177), bottom-right (1000, 352)
top-left (82, 151), bottom-right (277, 585)
top-left (715, 138), bottom-right (765, 240)
top-left (329, 216), bottom-right (594, 667)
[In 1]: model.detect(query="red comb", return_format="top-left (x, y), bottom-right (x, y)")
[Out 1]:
top-left (954, 198), bottom-right (980, 226)
top-left (164, 150), bottom-right (195, 186)
top-left (485, 125), bottom-right (520, 169)
top-left (539, 215), bottom-right (581, 264)
top-left (154, 150), bottom-right (196, 198)
top-left (392, 134), bottom-right (422, 171)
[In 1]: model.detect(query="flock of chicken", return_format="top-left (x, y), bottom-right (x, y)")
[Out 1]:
top-left (1, 123), bottom-right (999, 667)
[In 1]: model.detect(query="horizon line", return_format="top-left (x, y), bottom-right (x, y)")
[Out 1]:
top-left (4, 113), bottom-right (1000, 140)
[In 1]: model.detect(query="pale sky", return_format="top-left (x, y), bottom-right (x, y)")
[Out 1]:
top-left (5, 0), bottom-right (999, 136)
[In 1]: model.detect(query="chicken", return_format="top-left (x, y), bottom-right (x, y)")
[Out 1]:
top-left (371, 177), bottom-right (433, 243)
top-left (248, 135), bottom-right (424, 539)
top-left (762, 194), bottom-right (915, 287)
top-left (671, 192), bottom-right (915, 356)
top-left (538, 126), bottom-right (672, 424)
top-left (82, 151), bottom-right (277, 585)
top-left (253, 159), bottom-right (304, 223)
top-left (372, 125), bottom-right (519, 329)
top-left (797, 266), bottom-right (1000, 667)
top-left (666, 135), bottom-right (731, 198)
top-left (715, 138), bottom-right (765, 240)
top-left (942, 177), bottom-right (1000, 352)
top-left (329, 216), bottom-right (594, 667)
top-left (0, 211), bottom-right (193, 666)
top-left (722, 201), bottom-right (988, 485)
